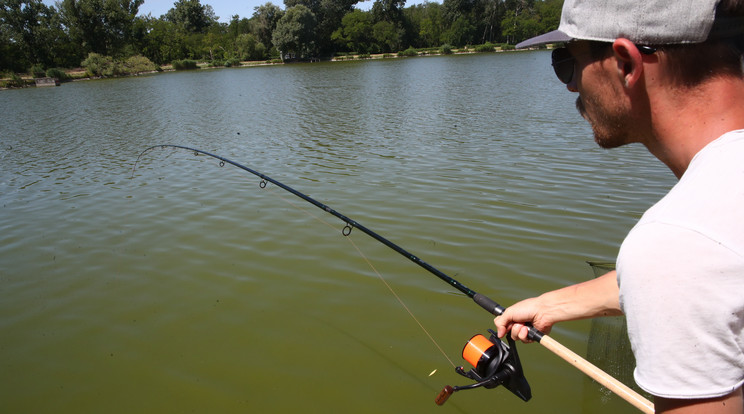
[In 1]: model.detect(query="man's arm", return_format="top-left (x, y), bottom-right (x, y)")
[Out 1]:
top-left (494, 270), bottom-right (623, 342)
top-left (655, 387), bottom-right (743, 414)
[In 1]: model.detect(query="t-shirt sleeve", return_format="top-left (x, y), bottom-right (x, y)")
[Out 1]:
top-left (617, 222), bottom-right (744, 399)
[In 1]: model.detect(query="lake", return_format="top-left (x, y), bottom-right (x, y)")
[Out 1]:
top-left (0, 52), bottom-right (675, 413)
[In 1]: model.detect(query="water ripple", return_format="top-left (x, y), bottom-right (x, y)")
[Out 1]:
top-left (0, 53), bottom-right (674, 414)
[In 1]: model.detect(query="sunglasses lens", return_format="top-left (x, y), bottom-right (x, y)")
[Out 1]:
top-left (551, 48), bottom-right (574, 84)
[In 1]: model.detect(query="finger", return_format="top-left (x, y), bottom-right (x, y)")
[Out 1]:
top-left (511, 323), bottom-right (524, 341)
top-left (494, 316), bottom-right (508, 338)
top-left (514, 324), bottom-right (534, 344)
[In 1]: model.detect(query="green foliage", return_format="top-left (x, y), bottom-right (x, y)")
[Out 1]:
top-left (272, 4), bottom-right (317, 59)
top-left (30, 64), bottom-right (46, 78)
top-left (397, 47), bottom-right (418, 57)
top-left (0, 0), bottom-right (74, 70)
top-left (172, 59), bottom-right (198, 70)
top-left (45, 68), bottom-right (69, 80)
top-left (474, 42), bottom-right (495, 52)
top-left (1, 0), bottom-right (564, 73)
top-left (235, 33), bottom-right (266, 61)
top-left (332, 10), bottom-right (373, 53)
top-left (81, 53), bottom-right (157, 76)
top-left (253, 3), bottom-right (284, 48)
top-left (58, 0), bottom-right (144, 57)
top-left (82, 53), bottom-right (116, 77)
top-left (165, 0), bottom-right (217, 34)
top-left (444, 15), bottom-right (476, 46)
top-left (1, 73), bottom-right (27, 88)
top-left (122, 55), bottom-right (158, 73)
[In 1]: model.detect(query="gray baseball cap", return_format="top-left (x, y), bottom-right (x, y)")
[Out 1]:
top-left (516, 0), bottom-right (721, 48)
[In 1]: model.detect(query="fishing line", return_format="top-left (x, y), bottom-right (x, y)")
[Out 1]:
top-left (271, 184), bottom-right (456, 367)
top-left (133, 145), bottom-right (456, 368)
top-left (133, 145), bottom-right (655, 413)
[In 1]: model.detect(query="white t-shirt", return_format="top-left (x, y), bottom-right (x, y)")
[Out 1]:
top-left (617, 129), bottom-right (744, 399)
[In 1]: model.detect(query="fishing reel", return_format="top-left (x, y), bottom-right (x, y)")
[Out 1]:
top-left (436, 329), bottom-right (531, 405)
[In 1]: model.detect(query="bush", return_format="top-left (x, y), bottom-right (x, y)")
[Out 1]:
top-left (1, 73), bottom-right (26, 88)
top-left (45, 68), bottom-right (68, 80)
top-left (122, 55), bottom-right (157, 74)
top-left (172, 59), bottom-right (198, 70)
top-left (474, 42), bottom-right (496, 53)
top-left (30, 64), bottom-right (46, 78)
top-left (440, 44), bottom-right (453, 55)
top-left (398, 47), bottom-right (418, 57)
top-left (82, 53), bottom-right (116, 77)
top-left (224, 58), bottom-right (241, 67)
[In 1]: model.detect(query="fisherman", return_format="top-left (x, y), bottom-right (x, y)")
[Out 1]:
top-left (493, 0), bottom-right (744, 412)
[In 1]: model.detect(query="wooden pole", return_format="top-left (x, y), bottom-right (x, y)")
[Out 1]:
top-left (539, 335), bottom-right (655, 414)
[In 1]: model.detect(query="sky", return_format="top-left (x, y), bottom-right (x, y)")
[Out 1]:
top-left (136, 0), bottom-right (422, 22)
top-left (41, 0), bottom-right (434, 23)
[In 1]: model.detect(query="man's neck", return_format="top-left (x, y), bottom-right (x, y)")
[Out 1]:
top-left (645, 76), bottom-right (744, 178)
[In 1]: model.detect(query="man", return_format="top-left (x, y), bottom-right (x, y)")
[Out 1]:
top-left (493, 0), bottom-right (744, 412)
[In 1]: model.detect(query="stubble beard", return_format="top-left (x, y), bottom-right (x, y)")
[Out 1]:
top-left (576, 95), bottom-right (633, 150)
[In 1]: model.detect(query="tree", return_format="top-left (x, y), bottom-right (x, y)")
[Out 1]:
top-left (165, 0), bottom-right (217, 34)
top-left (331, 9), bottom-right (372, 52)
top-left (135, 17), bottom-right (186, 64)
top-left (235, 32), bottom-right (265, 60)
top-left (407, 2), bottom-right (445, 47)
top-left (58, 0), bottom-right (143, 57)
top-left (371, 0), bottom-right (405, 24)
top-left (252, 2), bottom-right (283, 49)
top-left (444, 14), bottom-right (475, 46)
top-left (228, 14), bottom-right (252, 38)
top-left (315, 0), bottom-right (358, 55)
top-left (500, 0), bottom-right (540, 44)
top-left (371, 20), bottom-right (401, 52)
top-left (0, 0), bottom-right (73, 70)
top-left (272, 4), bottom-right (317, 59)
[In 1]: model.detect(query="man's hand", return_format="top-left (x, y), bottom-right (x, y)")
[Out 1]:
top-left (494, 295), bottom-right (555, 342)
top-left (494, 271), bottom-right (623, 343)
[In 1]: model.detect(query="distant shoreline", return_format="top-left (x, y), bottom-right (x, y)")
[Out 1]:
top-left (1, 46), bottom-right (540, 90)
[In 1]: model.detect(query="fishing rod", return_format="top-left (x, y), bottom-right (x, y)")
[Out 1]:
top-left (133, 144), bottom-right (654, 413)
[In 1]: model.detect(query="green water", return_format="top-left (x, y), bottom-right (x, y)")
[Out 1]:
top-left (1, 52), bottom-right (674, 413)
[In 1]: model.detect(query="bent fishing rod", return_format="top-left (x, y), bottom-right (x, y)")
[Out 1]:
top-left (133, 144), bottom-right (654, 414)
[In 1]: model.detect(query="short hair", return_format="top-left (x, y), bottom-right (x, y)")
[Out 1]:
top-left (659, 0), bottom-right (744, 87)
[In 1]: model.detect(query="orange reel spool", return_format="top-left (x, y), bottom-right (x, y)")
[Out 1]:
top-left (462, 334), bottom-right (496, 369)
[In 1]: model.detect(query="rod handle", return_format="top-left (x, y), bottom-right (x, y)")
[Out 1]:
top-left (539, 335), bottom-right (654, 414)
top-left (472, 293), bottom-right (506, 316)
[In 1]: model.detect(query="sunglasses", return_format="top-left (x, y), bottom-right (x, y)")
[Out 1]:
top-left (551, 47), bottom-right (576, 84)
top-left (551, 44), bottom-right (657, 84)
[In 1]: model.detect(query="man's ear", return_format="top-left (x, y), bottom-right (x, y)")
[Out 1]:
top-left (612, 38), bottom-right (645, 88)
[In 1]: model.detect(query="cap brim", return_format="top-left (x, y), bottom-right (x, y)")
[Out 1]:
top-left (516, 30), bottom-right (573, 49)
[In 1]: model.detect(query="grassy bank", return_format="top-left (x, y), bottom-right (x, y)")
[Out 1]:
top-left (1, 43), bottom-right (520, 89)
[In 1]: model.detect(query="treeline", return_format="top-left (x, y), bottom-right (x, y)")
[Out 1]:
top-left (0, 0), bottom-right (562, 74)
